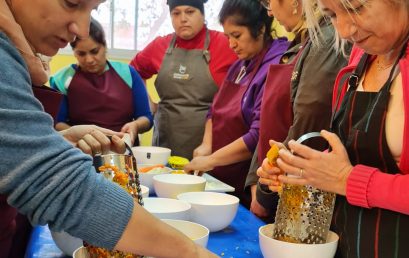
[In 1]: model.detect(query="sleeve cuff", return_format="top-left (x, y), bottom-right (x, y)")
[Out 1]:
top-left (346, 164), bottom-right (377, 208)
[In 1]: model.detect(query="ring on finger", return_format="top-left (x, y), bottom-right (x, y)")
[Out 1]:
top-left (299, 168), bottom-right (304, 177)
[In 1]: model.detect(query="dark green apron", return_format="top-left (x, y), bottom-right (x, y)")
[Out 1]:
top-left (153, 30), bottom-right (218, 160)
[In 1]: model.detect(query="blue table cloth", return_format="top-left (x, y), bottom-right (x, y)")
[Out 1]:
top-left (25, 205), bottom-right (265, 258)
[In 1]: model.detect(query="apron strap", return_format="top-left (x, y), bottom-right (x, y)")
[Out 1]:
top-left (289, 40), bottom-right (312, 101)
top-left (166, 33), bottom-right (177, 55)
top-left (233, 46), bottom-right (269, 87)
top-left (203, 29), bottom-right (211, 64)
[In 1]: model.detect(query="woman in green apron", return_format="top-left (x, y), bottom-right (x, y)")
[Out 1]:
top-left (130, 0), bottom-right (237, 159)
top-left (258, 0), bottom-right (409, 256)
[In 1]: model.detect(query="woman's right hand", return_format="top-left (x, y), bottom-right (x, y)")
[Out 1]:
top-left (257, 140), bottom-right (286, 192)
top-left (61, 125), bottom-right (125, 155)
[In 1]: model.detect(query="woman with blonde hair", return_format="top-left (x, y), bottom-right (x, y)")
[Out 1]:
top-left (245, 0), bottom-right (349, 220)
top-left (258, 0), bottom-right (409, 256)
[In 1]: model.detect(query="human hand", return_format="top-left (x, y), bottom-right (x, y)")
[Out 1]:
top-left (61, 125), bottom-right (125, 156)
top-left (276, 130), bottom-right (353, 195)
top-left (249, 185), bottom-right (269, 218)
top-left (121, 121), bottom-right (139, 145)
top-left (195, 245), bottom-right (219, 258)
top-left (193, 143), bottom-right (212, 158)
top-left (184, 156), bottom-right (214, 175)
top-left (257, 140), bottom-right (287, 192)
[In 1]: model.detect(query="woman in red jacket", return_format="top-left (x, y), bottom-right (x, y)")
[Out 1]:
top-left (258, 0), bottom-right (409, 256)
top-left (130, 0), bottom-right (237, 160)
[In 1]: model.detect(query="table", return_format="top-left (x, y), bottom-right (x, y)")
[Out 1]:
top-left (25, 205), bottom-right (265, 258)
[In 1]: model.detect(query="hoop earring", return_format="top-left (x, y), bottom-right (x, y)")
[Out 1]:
top-left (292, 0), bottom-right (299, 15)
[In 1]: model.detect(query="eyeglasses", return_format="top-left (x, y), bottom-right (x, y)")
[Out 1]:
top-left (259, 0), bottom-right (271, 11)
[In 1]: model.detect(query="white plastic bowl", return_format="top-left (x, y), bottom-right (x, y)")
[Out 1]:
top-left (153, 174), bottom-right (206, 199)
top-left (132, 146), bottom-right (171, 165)
top-left (50, 230), bottom-right (82, 256)
top-left (73, 247), bottom-right (87, 258)
top-left (177, 192), bottom-right (239, 232)
top-left (259, 224), bottom-right (339, 258)
top-left (137, 164), bottom-right (172, 194)
top-left (139, 185), bottom-right (150, 198)
top-left (162, 219), bottom-right (209, 247)
top-left (143, 197), bottom-right (191, 220)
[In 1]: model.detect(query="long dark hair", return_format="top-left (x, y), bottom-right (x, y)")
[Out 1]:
top-left (70, 18), bottom-right (107, 49)
top-left (219, 0), bottom-right (274, 43)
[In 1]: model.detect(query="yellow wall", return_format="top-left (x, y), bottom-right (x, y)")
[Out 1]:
top-left (49, 22), bottom-right (291, 146)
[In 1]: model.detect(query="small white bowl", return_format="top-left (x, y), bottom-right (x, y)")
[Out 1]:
top-left (137, 164), bottom-right (172, 194)
top-left (177, 192), bottom-right (239, 232)
top-left (73, 246), bottom-right (87, 258)
top-left (259, 224), bottom-right (339, 258)
top-left (50, 230), bottom-right (82, 256)
top-left (132, 146), bottom-right (171, 165)
top-left (139, 185), bottom-right (150, 198)
top-left (143, 197), bottom-right (191, 220)
top-left (153, 174), bottom-right (206, 199)
top-left (162, 219), bottom-right (209, 247)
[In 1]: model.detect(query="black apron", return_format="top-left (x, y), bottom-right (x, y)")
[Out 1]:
top-left (331, 48), bottom-right (409, 258)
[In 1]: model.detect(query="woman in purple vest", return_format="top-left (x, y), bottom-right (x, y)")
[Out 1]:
top-left (184, 0), bottom-right (289, 207)
top-left (51, 18), bottom-right (153, 147)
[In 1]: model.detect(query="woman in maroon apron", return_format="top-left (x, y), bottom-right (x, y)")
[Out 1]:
top-left (184, 0), bottom-right (288, 208)
top-left (246, 0), bottom-right (349, 220)
top-left (51, 18), bottom-right (153, 146)
top-left (257, 0), bottom-right (409, 256)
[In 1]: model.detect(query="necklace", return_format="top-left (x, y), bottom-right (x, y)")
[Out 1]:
top-left (235, 65), bottom-right (247, 83)
top-left (375, 57), bottom-right (394, 71)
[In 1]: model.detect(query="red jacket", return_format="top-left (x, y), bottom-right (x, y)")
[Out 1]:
top-left (332, 43), bottom-right (409, 214)
top-left (130, 27), bottom-right (237, 87)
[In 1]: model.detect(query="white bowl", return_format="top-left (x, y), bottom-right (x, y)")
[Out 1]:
top-left (132, 146), bottom-right (171, 165)
top-left (73, 246), bottom-right (87, 258)
top-left (177, 192), bottom-right (239, 232)
top-left (139, 185), bottom-right (150, 198)
top-left (50, 230), bottom-right (82, 256)
top-left (259, 224), bottom-right (339, 258)
top-left (143, 197), bottom-right (191, 220)
top-left (153, 174), bottom-right (206, 199)
top-left (137, 164), bottom-right (172, 194)
top-left (162, 219), bottom-right (209, 247)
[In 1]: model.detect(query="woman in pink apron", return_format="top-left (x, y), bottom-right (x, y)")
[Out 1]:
top-left (185, 0), bottom-right (288, 208)
top-left (244, 0), bottom-right (349, 220)
top-left (51, 18), bottom-right (153, 147)
top-left (258, 0), bottom-right (409, 256)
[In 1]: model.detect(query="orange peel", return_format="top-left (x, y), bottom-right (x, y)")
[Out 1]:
top-left (266, 144), bottom-right (280, 166)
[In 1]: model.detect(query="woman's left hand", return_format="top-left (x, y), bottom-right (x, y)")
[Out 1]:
top-left (276, 130), bottom-right (353, 196)
top-left (121, 121), bottom-right (139, 145)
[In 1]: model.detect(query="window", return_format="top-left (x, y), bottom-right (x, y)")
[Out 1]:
top-left (61, 0), bottom-right (223, 59)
